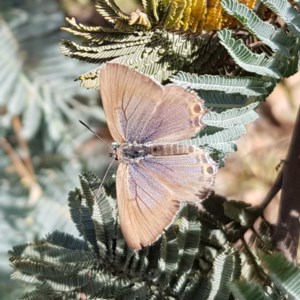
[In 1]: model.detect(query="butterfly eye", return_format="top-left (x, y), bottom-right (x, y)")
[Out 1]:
top-left (111, 142), bottom-right (119, 150)
top-left (133, 150), bottom-right (140, 156)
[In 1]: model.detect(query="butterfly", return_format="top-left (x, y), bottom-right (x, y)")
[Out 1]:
top-left (99, 63), bottom-right (217, 250)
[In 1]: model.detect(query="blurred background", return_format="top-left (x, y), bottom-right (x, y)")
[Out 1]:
top-left (0, 0), bottom-right (299, 298)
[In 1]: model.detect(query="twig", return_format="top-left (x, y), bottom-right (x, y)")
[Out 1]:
top-left (0, 137), bottom-right (42, 206)
top-left (272, 107), bottom-right (300, 262)
top-left (240, 236), bottom-right (269, 283)
top-left (11, 116), bottom-right (35, 176)
top-left (259, 169), bottom-right (283, 210)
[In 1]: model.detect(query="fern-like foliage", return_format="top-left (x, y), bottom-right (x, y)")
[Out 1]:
top-left (180, 102), bottom-right (258, 165)
top-left (218, 29), bottom-right (283, 79)
top-left (96, 0), bottom-right (257, 33)
top-left (231, 252), bottom-right (300, 299)
top-left (9, 173), bottom-right (230, 299)
top-left (61, 16), bottom-right (226, 85)
top-left (172, 72), bottom-right (275, 98)
top-left (262, 0), bottom-right (300, 37)
top-left (61, 0), bottom-right (300, 103)
top-left (0, 146), bottom-right (80, 299)
top-left (9, 173), bottom-right (300, 299)
top-left (5, 1), bottom-right (300, 299)
top-left (0, 2), bottom-right (103, 152)
top-left (222, 0), bottom-right (294, 55)
top-left (0, 2), bottom-right (107, 298)
top-left (261, 252), bottom-right (300, 299)
top-left (230, 280), bottom-right (274, 299)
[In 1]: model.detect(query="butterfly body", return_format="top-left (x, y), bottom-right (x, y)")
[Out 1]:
top-left (116, 142), bottom-right (149, 162)
top-left (100, 63), bottom-right (217, 250)
top-left (116, 142), bottom-right (203, 163)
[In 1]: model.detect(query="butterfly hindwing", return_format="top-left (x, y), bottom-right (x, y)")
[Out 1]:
top-left (117, 163), bottom-right (180, 250)
top-left (141, 147), bottom-right (217, 202)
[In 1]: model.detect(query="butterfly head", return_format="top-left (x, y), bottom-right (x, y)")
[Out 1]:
top-left (111, 142), bottom-right (119, 150)
top-left (109, 142), bottom-right (120, 160)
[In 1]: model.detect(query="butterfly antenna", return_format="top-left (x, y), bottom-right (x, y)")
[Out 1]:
top-left (79, 120), bottom-right (113, 151)
top-left (94, 157), bottom-right (116, 199)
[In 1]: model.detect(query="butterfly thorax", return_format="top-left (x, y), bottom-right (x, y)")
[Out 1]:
top-left (117, 143), bottom-right (149, 162)
top-left (116, 142), bottom-right (197, 163)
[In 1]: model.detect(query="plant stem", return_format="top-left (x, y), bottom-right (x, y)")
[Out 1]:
top-left (11, 116), bottom-right (35, 176)
top-left (272, 107), bottom-right (300, 262)
top-left (0, 137), bottom-right (42, 206)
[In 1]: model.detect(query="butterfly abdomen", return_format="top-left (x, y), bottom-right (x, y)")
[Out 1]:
top-left (149, 144), bottom-right (196, 156)
top-left (118, 143), bottom-right (197, 162)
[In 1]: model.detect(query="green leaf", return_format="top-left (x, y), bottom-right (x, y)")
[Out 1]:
top-left (262, 0), bottom-right (300, 38)
top-left (188, 126), bottom-right (244, 153)
top-left (176, 206), bottom-right (201, 275)
top-left (156, 228), bottom-right (179, 288)
top-left (198, 90), bottom-right (254, 109)
top-left (223, 200), bottom-right (252, 226)
top-left (203, 102), bottom-right (258, 128)
top-left (222, 0), bottom-right (294, 55)
top-left (200, 252), bottom-right (236, 300)
top-left (96, 0), bottom-right (129, 23)
top-left (19, 290), bottom-right (52, 300)
top-left (46, 231), bottom-right (90, 251)
top-left (218, 29), bottom-right (282, 78)
top-left (67, 187), bottom-right (99, 253)
top-left (182, 103), bottom-right (258, 162)
top-left (261, 252), bottom-right (300, 299)
top-left (10, 242), bottom-right (97, 275)
top-left (0, 10), bottom-right (102, 151)
top-left (230, 281), bottom-right (270, 300)
top-left (171, 72), bottom-right (275, 97)
top-left (92, 190), bottom-right (117, 257)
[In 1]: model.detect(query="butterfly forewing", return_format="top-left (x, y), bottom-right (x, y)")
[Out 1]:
top-left (100, 63), bottom-right (163, 143)
top-left (100, 64), bottom-right (206, 144)
top-left (138, 85), bottom-right (206, 143)
top-left (99, 63), bottom-right (217, 250)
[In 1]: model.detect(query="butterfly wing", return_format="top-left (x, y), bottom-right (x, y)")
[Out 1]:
top-left (100, 63), bottom-right (217, 249)
top-left (99, 63), bottom-right (206, 144)
top-left (117, 162), bottom-right (180, 250)
top-left (117, 148), bottom-right (217, 249)
top-left (138, 85), bottom-right (206, 143)
top-left (100, 63), bottom-right (163, 143)
top-left (142, 148), bottom-right (217, 201)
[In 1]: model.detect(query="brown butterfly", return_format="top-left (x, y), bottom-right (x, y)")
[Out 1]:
top-left (99, 63), bottom-right (217, 250)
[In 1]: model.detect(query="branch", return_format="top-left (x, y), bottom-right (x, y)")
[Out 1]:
top-left (11, 116), bottom-right (35, 176)
top-left (0, 137), bottom-right (42, 206)
top-left (272, 106), bottom-right (300, 262)
top-left (260, 169), bottom-right (283, 210)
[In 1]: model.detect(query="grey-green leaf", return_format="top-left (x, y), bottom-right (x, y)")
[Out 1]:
top-left (218, 29), bottom-right (282, 78)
